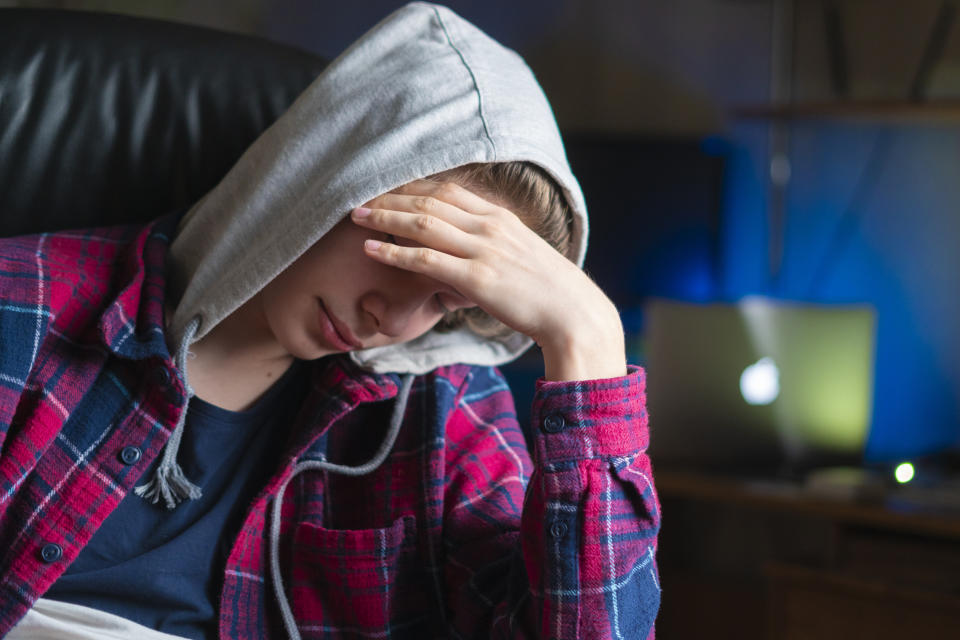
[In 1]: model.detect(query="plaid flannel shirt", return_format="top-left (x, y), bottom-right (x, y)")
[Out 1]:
top-left (0, 216), bottom-right (660, 639)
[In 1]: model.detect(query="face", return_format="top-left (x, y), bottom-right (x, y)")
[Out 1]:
top-left (251, 210), bottom-right (475, 361)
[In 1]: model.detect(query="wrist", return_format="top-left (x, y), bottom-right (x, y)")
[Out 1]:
top-left (539, 303), bottom-right (627, 381)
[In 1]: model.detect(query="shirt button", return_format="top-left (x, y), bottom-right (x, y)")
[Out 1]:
top-left (549, 520), bottom-right (568, 539)
top-left (40, 543), bottom-right (63, 563)
top-left (153, 366), bottom-right (172, 388)
top-left (119, 445), bottom-right (142, 465)
top-left (542, 414), bottom-right (566, 434)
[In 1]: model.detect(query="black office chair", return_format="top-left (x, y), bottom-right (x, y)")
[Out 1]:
top-left (0, 9), bottom-right (326, 237)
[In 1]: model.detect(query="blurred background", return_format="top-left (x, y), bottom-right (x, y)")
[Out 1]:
top-left (7, 0), bottom-right (956, 462)
top-left (4, 0), bottom-right (960, 637)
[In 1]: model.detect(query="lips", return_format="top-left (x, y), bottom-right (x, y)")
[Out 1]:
top-left (318, 299), bottom-right (362, 350)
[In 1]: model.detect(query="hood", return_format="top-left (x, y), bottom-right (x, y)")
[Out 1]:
top-left (167, 1), bottom-right (588, 375)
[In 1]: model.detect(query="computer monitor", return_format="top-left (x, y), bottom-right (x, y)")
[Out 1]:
top-left (644, 297), bottom-right (876, 476)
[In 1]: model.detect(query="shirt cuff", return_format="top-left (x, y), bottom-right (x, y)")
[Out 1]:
top-left (530, 365), bottom-right (649, 464)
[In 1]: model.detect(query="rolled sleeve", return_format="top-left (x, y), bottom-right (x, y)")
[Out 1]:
top-left (530, 365), bottom-right (649, 464)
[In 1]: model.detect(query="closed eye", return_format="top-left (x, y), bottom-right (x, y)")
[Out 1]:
top-left (435, 294), bottom-right (451, 314)
top-left (436, 291), bottom-right (474, 314)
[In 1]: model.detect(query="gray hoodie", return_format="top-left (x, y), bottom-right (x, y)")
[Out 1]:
top-left (136, 0), bottom-right (589, 523)
top-left (166, 2), bottom-right (588, 374)
top-left (136, 7), bottom-right (592, 634)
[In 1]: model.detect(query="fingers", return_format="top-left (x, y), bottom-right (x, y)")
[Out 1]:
top-left (352, 178), bottom-right (526, 301)
top-left (363, 238), bottom-right (490, 294)
top-left (353, 178), bottom-right (526, 253)
top-left (369, 193), bottom-right (479, 234)
top-left (389, 180), bottom-right (505, 218)
top-left (351, 205), bottom-right (476, 258)
top-left (366, 179), bottom-right (513, 229)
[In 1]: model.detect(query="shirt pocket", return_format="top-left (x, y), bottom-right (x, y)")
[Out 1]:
top-left (289, 515), bottom-right (433, 635)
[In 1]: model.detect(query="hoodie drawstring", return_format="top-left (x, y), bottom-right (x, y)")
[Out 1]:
top-left (132, 310), bottom-right (412, 638)
top-left (269, 372), bottom-right (415, 640)
top-left (134, 315), bottom-right (203, 509)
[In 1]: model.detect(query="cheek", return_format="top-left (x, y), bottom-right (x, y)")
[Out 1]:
top-left (258, 273), bottom-right (314, 348)
top-left (278, 234), bottom-right (368, 301)
top-left (400, 308), bottom-right (446, 343)
top-left (264, 262), bottom-right (316, 307)
top-left (258, 272), bottom-right (293, 312)
top-left (324, 228), bottom-right (387, 292)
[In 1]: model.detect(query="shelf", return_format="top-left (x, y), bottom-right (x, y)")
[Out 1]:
top-left (733, 100), bottom-right (960, 123)
top-left (656, 469), bottom-right (960, 540)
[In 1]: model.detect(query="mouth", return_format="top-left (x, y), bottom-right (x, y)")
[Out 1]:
top-left (318, 299), bottom-right (363, 350)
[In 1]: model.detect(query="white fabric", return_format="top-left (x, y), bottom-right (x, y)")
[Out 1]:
top-left (166, 1), bottom-right (588, 374)
top-left (7, 599), bottom-right (191, 640)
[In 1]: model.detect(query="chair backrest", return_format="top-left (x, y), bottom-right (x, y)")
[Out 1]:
top-left (0, 9), bottom-right (326, 237)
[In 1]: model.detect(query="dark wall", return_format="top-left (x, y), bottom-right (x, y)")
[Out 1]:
top-left (20, 0), bottom-right (959, 461)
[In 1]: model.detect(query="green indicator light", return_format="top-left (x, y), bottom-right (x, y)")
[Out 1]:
top-left (894, 462), bottom-right (915, 484)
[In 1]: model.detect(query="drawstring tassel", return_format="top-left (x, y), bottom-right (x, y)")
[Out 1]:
top-left (135, 315), bottom-right (203, 510)
top-left (134, 457), bottom-right (203, 508)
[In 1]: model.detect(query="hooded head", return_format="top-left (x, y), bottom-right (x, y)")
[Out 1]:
top-left (166, 2), bottom-right (588, 375)
top-left (140, 1), bottom-right (591, 511)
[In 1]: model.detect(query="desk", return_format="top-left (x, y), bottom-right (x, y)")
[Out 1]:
top-left (655, 470), bottom-right (960, 639)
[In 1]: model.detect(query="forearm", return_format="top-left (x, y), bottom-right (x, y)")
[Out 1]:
top-left (539, 297), bottom-right (627, 382)
top-left (524, 367), bottom-right (660, 637)
top-left (444, 366), bottom-right (660, 639)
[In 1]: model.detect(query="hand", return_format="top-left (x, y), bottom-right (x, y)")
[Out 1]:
top-left (351, 180), bottom-right (626, 381)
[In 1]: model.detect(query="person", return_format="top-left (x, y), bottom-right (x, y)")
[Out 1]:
top-left (0, 3), bottom-right (660, 639)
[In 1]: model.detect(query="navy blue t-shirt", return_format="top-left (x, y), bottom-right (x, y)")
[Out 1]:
top-left (45, 359), bottom-right (308, 639)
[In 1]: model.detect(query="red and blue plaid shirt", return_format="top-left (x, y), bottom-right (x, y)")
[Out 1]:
top-left (0, 216), bottom-right (660, 639)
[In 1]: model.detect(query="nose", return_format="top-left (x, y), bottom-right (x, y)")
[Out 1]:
top-left (361, 276), bottom-right (440, 338)
top-left (376, 297), bottom-right (426, 338)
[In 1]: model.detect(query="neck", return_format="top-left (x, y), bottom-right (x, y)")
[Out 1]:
top-left (171, 295), bottom-right (296, 411)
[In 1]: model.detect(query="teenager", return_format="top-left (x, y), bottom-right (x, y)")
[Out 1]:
top-left (0, 3), bottom-right (660, 638)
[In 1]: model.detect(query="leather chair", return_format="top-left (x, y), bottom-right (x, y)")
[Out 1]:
top-left (0, 9), bottom-right (327, 237)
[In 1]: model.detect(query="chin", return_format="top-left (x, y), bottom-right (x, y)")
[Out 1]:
top-left (278, 331), bottom-right (335, 361)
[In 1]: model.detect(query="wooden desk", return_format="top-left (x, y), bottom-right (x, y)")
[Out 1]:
top-left (655, 470), bottom-right (960, 639)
